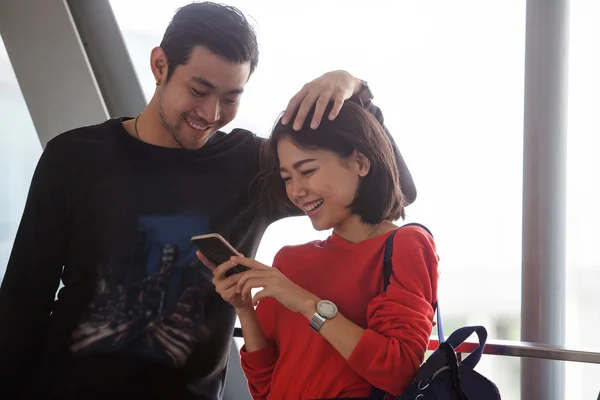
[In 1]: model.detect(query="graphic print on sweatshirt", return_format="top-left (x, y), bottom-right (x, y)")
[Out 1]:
top-left (69, 212), bottom-right (214, 367)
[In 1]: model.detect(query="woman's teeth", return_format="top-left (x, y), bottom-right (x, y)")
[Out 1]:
top-left (305, 199), bottom-right (323, 212)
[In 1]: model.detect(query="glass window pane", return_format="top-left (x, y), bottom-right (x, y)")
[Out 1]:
top-left (0, 35), bottom-right (43, 281)
top-left (111, 2), bottom-right (525, 398)
top-left (566, 1), bottom-right (600, 398)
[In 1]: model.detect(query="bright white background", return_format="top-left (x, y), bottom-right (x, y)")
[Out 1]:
top-left (1, 1), bottom-right (598, 398)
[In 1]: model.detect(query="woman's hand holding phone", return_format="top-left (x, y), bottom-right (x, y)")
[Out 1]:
top-left (197, 249), bottom-right (320, 318)
top-left (196, 251), bottom-right (255, 315)
top-left (230, 256), bottom-right (320, 318)
top-left (197, 251), bottom-right (270, 353)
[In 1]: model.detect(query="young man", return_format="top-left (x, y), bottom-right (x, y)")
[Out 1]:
top-left (0, 2), bottom-right (416, 399)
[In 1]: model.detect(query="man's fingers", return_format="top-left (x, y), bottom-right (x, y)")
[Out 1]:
top-left (293, 92), bottom-right (320, 131)
top-left (328, 94), bottom-right (345, 121)
top-left (282, 87), bottom-right (307, 125)
top-left (310, 92), bottom-right (333, 129)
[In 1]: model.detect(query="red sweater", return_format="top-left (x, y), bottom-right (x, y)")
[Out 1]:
top-left (240, 225), bottom-right (439, 399)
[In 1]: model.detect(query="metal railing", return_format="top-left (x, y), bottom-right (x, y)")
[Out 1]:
top-left (427, 337), bottom-right (600, 365)
top-left (232, 328), bottom-right (600, 365)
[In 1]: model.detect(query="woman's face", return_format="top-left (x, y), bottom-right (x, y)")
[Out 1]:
top-left (277, 138), bottom-right (369, 231)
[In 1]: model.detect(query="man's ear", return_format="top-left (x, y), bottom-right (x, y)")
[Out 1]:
top-left (353, 150), bottom-right (371, 177)
top-left (150, 46), bottom-right (169, 86)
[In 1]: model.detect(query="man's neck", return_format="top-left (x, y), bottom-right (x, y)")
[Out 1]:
top-left (124, 102), bottom-right (182, 149)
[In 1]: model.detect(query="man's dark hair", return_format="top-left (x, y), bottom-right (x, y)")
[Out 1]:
top-left (259, 101), bottom-right (406, 225)
top-left (160, 2), bottom-right (259, 82)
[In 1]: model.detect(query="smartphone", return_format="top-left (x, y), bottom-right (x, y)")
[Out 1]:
top-left (191, 233), bottom-right (250, 276)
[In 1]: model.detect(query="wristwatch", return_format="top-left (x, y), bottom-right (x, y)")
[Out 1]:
top-left (309, 300), bottom-right (338, 332)
top-left (354, 79), bottom-right (374, 107)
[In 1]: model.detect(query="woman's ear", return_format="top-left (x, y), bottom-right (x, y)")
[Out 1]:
top-left (353, 150), bottom-right (371, 177)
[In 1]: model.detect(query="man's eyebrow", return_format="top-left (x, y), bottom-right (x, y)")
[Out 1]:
top-left (279, 159), bottom-right (317, 173)
top-left (190, 76), bottom-right (244, 95)
top-left (191, 76), bottom-right (216, 89)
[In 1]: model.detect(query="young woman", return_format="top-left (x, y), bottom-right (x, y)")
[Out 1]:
top-left (198, 101), bottom-right (439, 399)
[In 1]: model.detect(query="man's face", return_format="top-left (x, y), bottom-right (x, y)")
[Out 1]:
top-left (155, 46), bottom-right (251, 150)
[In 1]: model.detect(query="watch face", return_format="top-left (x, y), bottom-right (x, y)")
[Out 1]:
top-left (317, 300), bottom-right (338, 319)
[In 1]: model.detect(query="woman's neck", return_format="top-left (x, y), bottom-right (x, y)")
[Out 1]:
top-left (333, 216), bottom-right (397, 244)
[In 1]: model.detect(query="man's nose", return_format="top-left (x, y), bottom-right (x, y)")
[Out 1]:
top-left (196, 98), bottom-right (221, 124)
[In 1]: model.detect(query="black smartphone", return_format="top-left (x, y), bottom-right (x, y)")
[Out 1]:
top-left (191, 233), bottom-right (250, 276)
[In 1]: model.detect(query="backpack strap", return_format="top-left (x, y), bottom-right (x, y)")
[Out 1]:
top-left (382, 223), bottom-right (443, 341)
top-left (382, 222), bottom-right (434, 290)
top-left (371, 223), bottom-right (440, 400)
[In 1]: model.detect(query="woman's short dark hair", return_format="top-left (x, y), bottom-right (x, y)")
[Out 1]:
top-left (160, 2), bottom-right (259, 82)
top-left (259, 101), bottom-right (406, 225)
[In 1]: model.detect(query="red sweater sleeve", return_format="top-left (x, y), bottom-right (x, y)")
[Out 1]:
top-left (347, 226), bottom-right (439, 395)
top-left (239, 254), bottom-right (285, 399)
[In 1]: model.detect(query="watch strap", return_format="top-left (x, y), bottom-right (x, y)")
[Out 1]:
top-left (354, 79), bottom-right (374, 107)
top-left (309, 312), bottom-right (327, 332)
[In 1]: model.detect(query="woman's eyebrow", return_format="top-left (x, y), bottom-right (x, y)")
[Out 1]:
top-left (279, 158), bottom-right (317, 173)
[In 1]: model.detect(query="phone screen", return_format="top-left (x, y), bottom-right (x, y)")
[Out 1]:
top-left (191, 235), bottom-right (250, 276)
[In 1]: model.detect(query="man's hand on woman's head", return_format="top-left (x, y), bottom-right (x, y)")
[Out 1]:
top-left (282, 70), bottom-right (363, 131)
